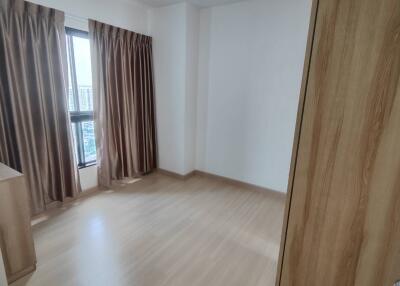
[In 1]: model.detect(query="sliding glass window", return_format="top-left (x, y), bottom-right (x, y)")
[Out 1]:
top-left (66, 27), bottom-right (96, 168)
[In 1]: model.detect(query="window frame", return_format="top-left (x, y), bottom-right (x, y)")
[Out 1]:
top-left (66, 27), bottom-right (96, 169)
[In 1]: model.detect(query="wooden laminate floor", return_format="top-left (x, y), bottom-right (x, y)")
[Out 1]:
top-left (12, 173), bottom-right (285, 286)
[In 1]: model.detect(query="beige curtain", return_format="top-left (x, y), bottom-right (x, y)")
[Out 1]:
top-left (0, 0), bottom-right (80, 215)
top-left (89, 20), bottom-right (157, 188)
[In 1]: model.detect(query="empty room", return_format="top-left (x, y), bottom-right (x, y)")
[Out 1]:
top-left (1, 0), bottom-right (399, 286)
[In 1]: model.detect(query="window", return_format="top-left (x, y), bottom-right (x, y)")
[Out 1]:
top-left (66, 28), bottom-right (96, 168)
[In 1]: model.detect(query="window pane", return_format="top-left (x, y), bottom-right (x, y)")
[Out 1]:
top-left (65, 29), bottom-right (97, 168)
top-left (72, 36), bottom-right (93, 112)
top-left (66, 38), bottom-right (77, 112)
top-left (82, 121), bottom-right (96, 163)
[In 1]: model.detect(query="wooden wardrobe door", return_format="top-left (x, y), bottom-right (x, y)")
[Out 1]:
top-left (278, 0), bottom-right (400, 285)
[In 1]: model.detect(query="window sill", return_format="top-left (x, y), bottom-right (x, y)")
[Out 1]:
top-left (78, 163), bottom-right (97, 170)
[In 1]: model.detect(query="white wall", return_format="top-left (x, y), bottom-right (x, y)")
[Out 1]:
top-left (79, 166), bottom-right (98, 191)
top-left (184, 4), bottom-right (200, 173)
top-left (149, 4), bottom-right (187, 174)
top-left (149, 3), bottom-right (200, 175)
top-left (196, 0), bottom-right (312, 192)
top-left (27, 0), bottom-right (150, 35)
top-left (195, 9), bottom-right (212, 171)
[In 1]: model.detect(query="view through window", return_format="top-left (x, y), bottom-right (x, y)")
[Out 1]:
top-left (66, 28), bottom-right (96, 168)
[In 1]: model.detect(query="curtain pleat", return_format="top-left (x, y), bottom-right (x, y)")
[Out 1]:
top-left (89, 20), bottom-right (157, 188)
top-left (0, 0), bottom-right (81, 215)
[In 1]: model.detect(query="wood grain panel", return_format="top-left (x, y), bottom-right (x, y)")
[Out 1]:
top-left (0, 163), bottom-right (36, 283)
top-left (275, 0), bottom-right (320, 284)
top-left (279, 0), bottom-right (400, 285)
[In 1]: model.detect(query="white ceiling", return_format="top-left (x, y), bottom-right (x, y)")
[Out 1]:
top-left (132, 0), bottom-right (248, 8)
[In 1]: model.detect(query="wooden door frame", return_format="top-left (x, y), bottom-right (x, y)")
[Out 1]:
top-left (275, 0), bottom-right (320, 285)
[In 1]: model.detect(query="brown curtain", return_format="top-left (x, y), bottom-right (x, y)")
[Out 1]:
top-left (0, 0), bottom-right (80, 215)
top-left (89, 20), bottom-right (157, 188)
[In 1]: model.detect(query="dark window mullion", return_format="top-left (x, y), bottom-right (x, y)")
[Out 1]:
top-left (65, 27), bottom-right (89, 39)
top-left (70, 111), bottom-right (94, 122)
